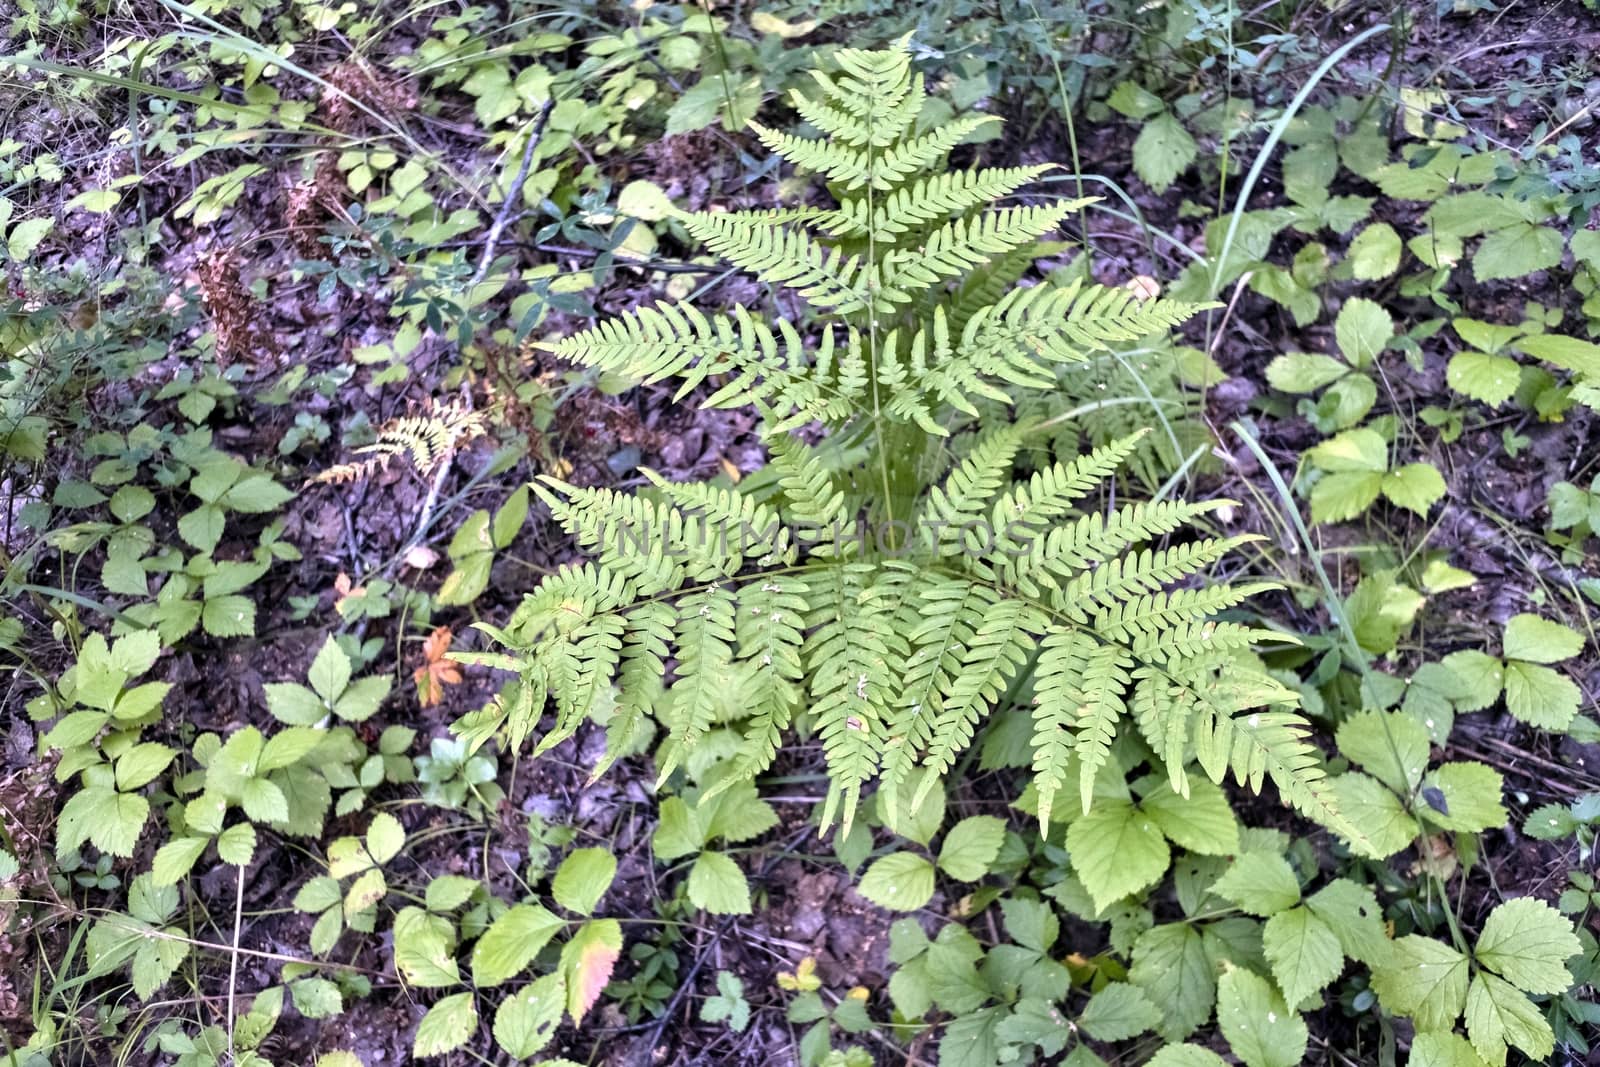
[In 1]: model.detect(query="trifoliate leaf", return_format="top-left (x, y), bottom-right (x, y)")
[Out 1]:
top-left (1502, 613), bottom-right (1583, 664)
top-left (1132, 112), bottom-right (1196, 193)
top-left (552, 847), bottom-right (617, 916)
top-left (937, 815), bottom-right (1005, 881)
top-left (1263, 905), bottom-right (1344, 1006)
top-left (1372, 934), bottom-right (1469, 1032)
top-left (1077, 981), bottom-right (1161, 1042)
top-left (687, 850), bottom-right (751, 914)
top-left (1447, 351), bottom-right (1521, 407)
top-left (1066, 800), bottom-right (1171, 912)
top-left (1216, 966), bottom-right (1308, 1067)
top-left (858, 852), bottom-right (936, 912)
top-left (1473, 897), bottom-right (1581, 995)
top-left (1212, 852), bottom-right (1301, 917)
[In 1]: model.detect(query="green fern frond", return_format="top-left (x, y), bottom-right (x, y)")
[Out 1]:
top-left (883, 204), bottom-right (1079, 292)
top-left (819, 166), bottom-right (1064, 239)
top-left (657, 583), bottom-right (738, 781)
top-left (1031, 630), bottom-right (1095, 827)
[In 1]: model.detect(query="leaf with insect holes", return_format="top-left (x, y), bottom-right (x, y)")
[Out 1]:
top-left (414, 626), bottom-right (463, 707)
top-left (494, 972), bottom-right (566, 1059)
top-left (560, 918), bottom-right (622, 1023)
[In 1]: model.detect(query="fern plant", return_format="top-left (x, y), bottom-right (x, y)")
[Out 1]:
top-left (477, 40), bottom-right (1347, 837)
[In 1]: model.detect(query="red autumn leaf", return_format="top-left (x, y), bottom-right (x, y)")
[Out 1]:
top-left (559, 919), bottom-right (621, 1024)
top-left (413, 625), bottom-right (463, 707)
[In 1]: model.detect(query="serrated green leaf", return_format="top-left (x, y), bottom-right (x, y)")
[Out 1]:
top-left (687, 850), bottom-right (751, 914)
top-left (1502, 661), bottom-right (1579, 730)
top-left (1265, 352), bottom-right (1349, 393)
top-left (413, 992), bottom-right (476, 1057)
top-left (1133, 112), bottom-right (1197, 193)
top-left (494, 972), bottom-right (565, 1058)
top-left (1216, 966), bottom-right (1308, 1067)
top-left (1066, 800), bottom-right (1170, 912)
top-left (1473, 897), bottom-right (1581, 995)
top-left (1336, 709), bottom-right (1431, 794)
top-left (552, 847), bottom-right (617, 915)
top-left (937, 815), bottom-right (1005, 881)
top-left (1304, 879), bottom-right (1389, 964)
top-left (1473, 223), bottom-right (1563, 281)
top-left (365, 811), bottom-right (405, 865)
top-left (217, 822), bottom-right (256, 865)
top-left (1263, 905), bottom-right (1343, 1006)
top-left (1502, 614), bottom-right (1583, 664)
top-left (1130, 923), bottom-right (1214, 1042)
top-left (1212, 852), bottom-right (1300, 917)
top-left (1077, 981), bottom-right (1161, 1041)
top-left (1334, 297), bottom-right (1392, 367)
top-left (1382, 463), bottom-right (1446, 515)
top-left (1464, 970), bottom-right (1554, 1064)
top-left (1347, 222), bottom-right (1401, 279)
top-left (858, 852), bottom-right (936, 912)
top-left (1141, 774), bottom-right (1241, 856)
top-left (1447, 351), bottom-right (1522, 407)
top-left (152, 835), bottom-right (211, 885)
top-left (559, 918), bottom-right (622, 1023)
top-left (1372, 934), bottom-right (1469, 1031)
top-left (471, 903), bottom-right (564, 986)
top-left (1329, 773), bottom-right (1418, 858)
top-left (1420, 761), bottom-right (1505, 834)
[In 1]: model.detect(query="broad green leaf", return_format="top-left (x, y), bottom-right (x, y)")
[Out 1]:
top-left (652, 796), bottom-right (706, 860)
top-left (1502, 661), bottom-right (1579, 730)
top-left (1334, 297), bottom-right (1392, 367)
top-left (1473, 223), bottom-right (1563, 281)
top-left (998, 897), bottom-right (1058, 953)
top-left (394, 906), bottom-right (459, 987)
top-left (7, 216), bottom-right (55, 260)
top-left (1066, 800), bottom-right (1170, 912)
top-left (334, 676), bottom-right (390, 721)
top-left (687, 850), bottom-right (751, 914)
top-left (1132, 112), bottom-right (1197, 194)
top-left (937, 815), bottom-right (1005, 881)
top-left (1464, 971), bottom-right (1554, 1064)
top-left (290, 977), bottom-right (343, 1019)
top-left (294, 876), bottom-right (343, 913)
top-left (58, 787), bottom-right (148, 858)
top-left (412, 992), bottom-right (476, 1058)
top-left (1310, 471), bottom-right (1382, 523)
top-left (1305, 879), bottom-right (1389, 965)
top-left (1146, 1047), bottom-right (1229, 1067)
top-left (858, 852), bottom-right (936, 912)
top-left (1212, 852), bottom-right (1300, 917)
top-left (1106, 80), bottom-right (1165, 119)
top-left (552, 847), bottom-right (617, 915)
top-left (1329, 773), bottom-right (1418, 858)
top-left (201, 595), bottom-right (255, 637)
top-left (115, 742), bottom-right (177, 792)
top-left (559, 918), bottom-right (622, 1023)
top-left (1382, 463), bottom-right (1446, 515)
top-left (1346, 222), bottom-right (1401, 279)
top-left (1517, 332), bottom-right (1600, 377)
top-left (307, 637), bottom-right (352, 703)
top-left (1336, 709), bottom-right (1431, 794)
top-left (1130, 923), bottom-right (1214, 1042)
top-left (494, 972), bottom-right (566, 1058)
top-left (1216, 966), bottom-right (1308, 1067)
top-left (1420, 761), bottom-right (1505, 834)
top-left (1473, 897), bottom-right (1580, 994)
top-left (1308, 426), bottom-right (1387, 472)
top-left (1447, 351), bottom-right (1521, 407)
top-left (1265, 352), bottom-right (1348, 393)
top-left (217, 823), bottom-right (256, 866)
top-left (1411, 1032), bottom-right (1491, 1067)
top-left (365, 811), bottom-right (405, 865)
top-left (1077, 981), bottom-right (1161, 1042)
top-left (424, 875), bottom-right (480, 912)
top-left (264, 682), bottom-right (327, 726)
top-left (1372, 934), bottom-right (1469, 1031)
top-left (240, 777), bottom-right (288, 823)
top-left (1502, 614), bottom-right (1583, 664)
top-left (617, 180), bottom-right (675, 222)
top-left (1436, 650), bottom-right (1504, 711)
top-left (1140, 774), bottom-right (1241, 856)
top-left (1262, 905), bottom-right (1343, 1006)
top-left (471, 903), bottom-right (564, 986)
top-left (152, 836), bottom-right (211, 885)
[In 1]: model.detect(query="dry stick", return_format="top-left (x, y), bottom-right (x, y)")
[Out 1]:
top-left (471, 97), bottom-right (556, 290)
top-left (225, 863), bottom-right (245, 1064)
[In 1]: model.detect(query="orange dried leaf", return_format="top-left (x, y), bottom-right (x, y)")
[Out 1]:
top-left (413, 626), bottom-right (463, 707)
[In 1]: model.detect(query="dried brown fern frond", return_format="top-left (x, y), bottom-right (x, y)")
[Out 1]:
top-left (311, 398), bottom-right (488, 485)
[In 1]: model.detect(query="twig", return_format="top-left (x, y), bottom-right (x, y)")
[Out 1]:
top-left (470, 98), bottom-right (555, 289)
top-left (225, 863), bottom-right (244, 1064)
